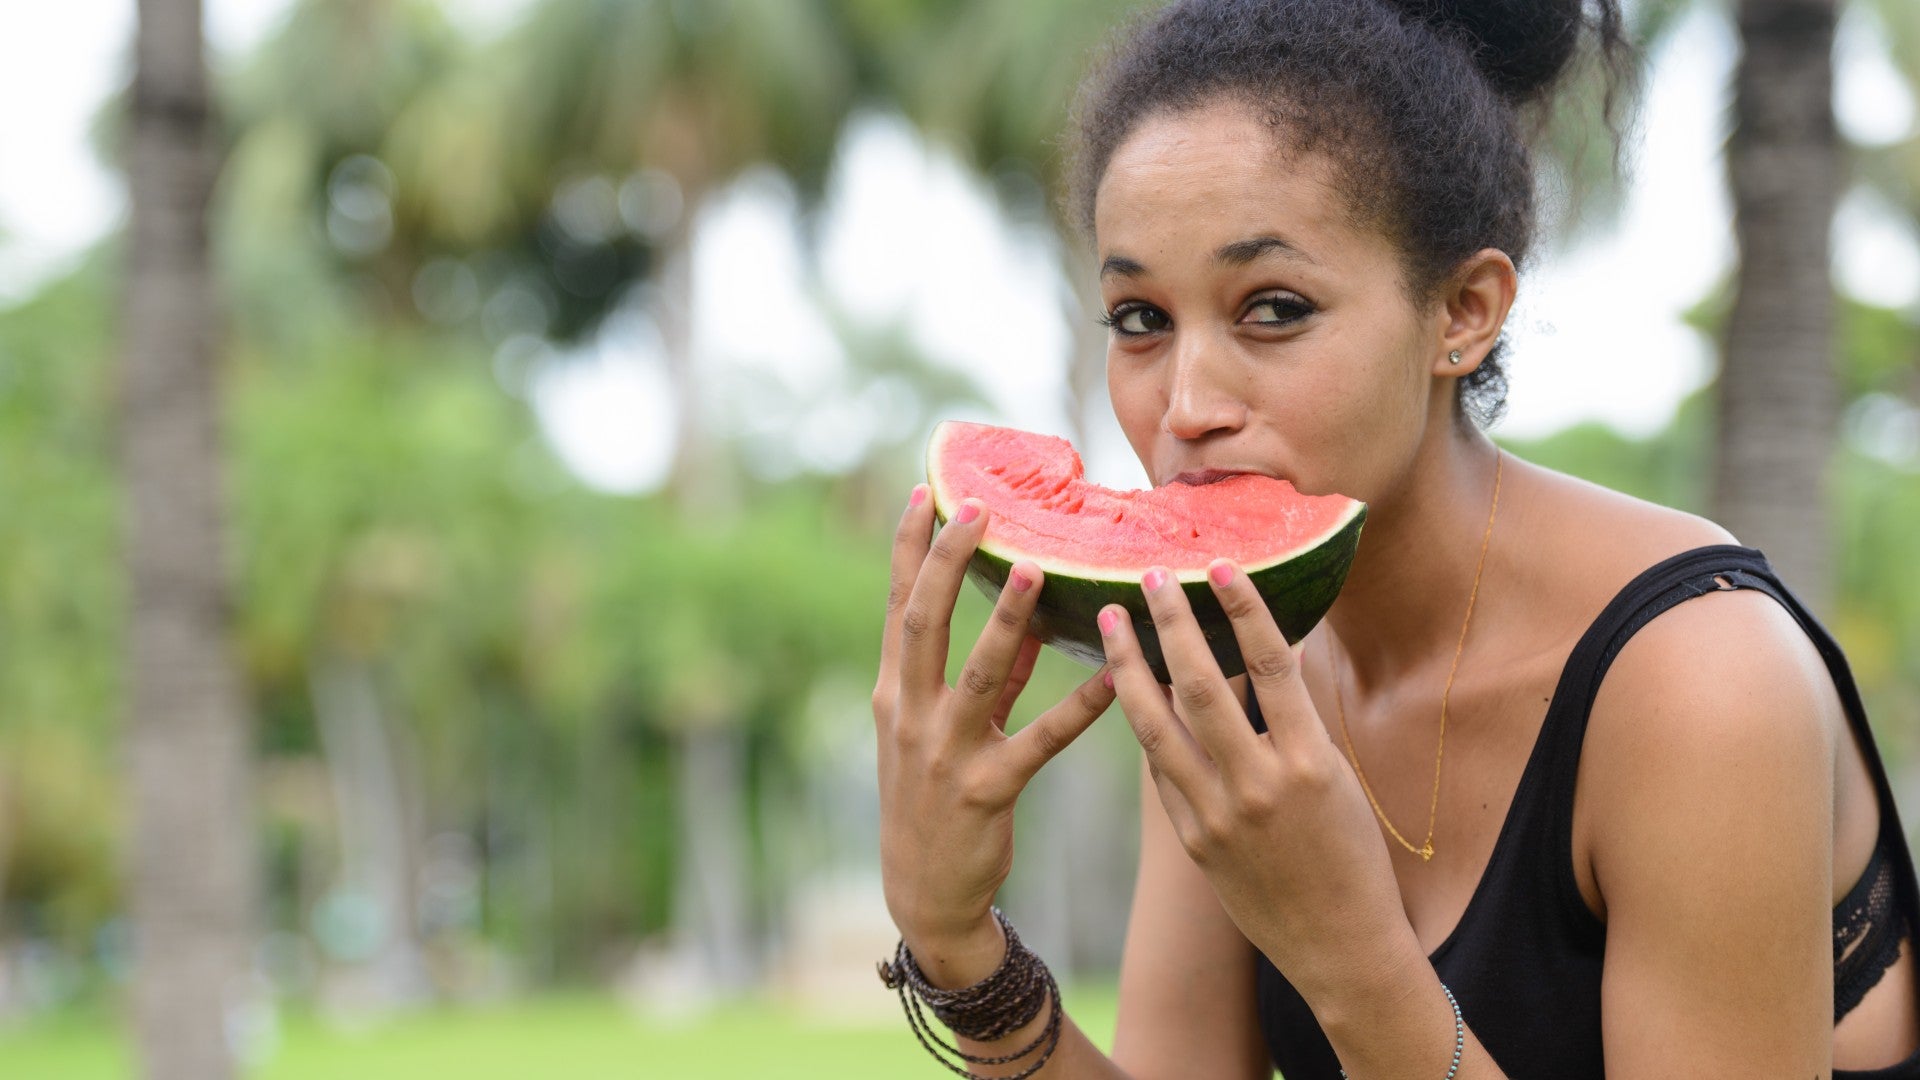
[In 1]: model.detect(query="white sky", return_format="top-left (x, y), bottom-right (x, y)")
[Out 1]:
top-left (4, 1), bottom-right (1916, 493)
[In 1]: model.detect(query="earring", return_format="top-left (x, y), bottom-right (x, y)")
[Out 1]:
top-left (1448, 350), bottom-right (1463, 366)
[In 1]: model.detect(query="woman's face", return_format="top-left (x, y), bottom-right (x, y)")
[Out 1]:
top-left (1093, 99), bottom-right (1452, 507)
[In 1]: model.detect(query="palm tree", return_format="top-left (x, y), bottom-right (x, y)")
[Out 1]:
top-left (477, 0), bottom-right (868, 993)
top-left (1715, 0), bottom-right (1843, 614)
top-left (122, 0), bottom-right (254, 1076)
top-left (490, 0), bottom-right (861, 512)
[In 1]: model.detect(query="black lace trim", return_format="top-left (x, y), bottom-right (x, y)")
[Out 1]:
top-left (1835, 840), bottom-right (1906, 1023)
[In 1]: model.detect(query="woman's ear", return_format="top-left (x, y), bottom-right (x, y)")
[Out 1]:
top-left (1433, 248), bottom-right (1518, 377)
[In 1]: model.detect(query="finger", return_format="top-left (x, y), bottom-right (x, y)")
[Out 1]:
top-left (1140, 748), bottom-right (1201, 847)
top-left (879, 484), bottom-right (935, 691)
top-left (1099, 602), bottom-right (1213, 795)
top-left (1139, 565), bottom-right (1258, 768)
top-left (989, 634), bottom-right (1045, 732)
top-left (952, 562), bottom-right (1047, 727)
top-left (996, 667), bottom-right (1117, 796)
top-left (900, 498), bottom-right (989, 697)
top-left (1206, 559), bottom-right (1319, 742)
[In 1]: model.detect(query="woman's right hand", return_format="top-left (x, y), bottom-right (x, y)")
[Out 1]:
top-left (873, 484), bottom-right (1117, 985)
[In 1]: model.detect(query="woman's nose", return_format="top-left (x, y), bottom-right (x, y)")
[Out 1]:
top-left (1162, 338), bottom-right (1245, 441)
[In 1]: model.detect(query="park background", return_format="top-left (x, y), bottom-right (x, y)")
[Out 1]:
top-left (0, 0), bottom-right (1917, 1076)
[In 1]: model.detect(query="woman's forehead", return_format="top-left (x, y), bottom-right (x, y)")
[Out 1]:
top-left (1092, 103), bottom-right (1379, 275)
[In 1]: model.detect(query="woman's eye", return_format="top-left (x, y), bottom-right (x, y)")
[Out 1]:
top-left (1103, 304), bottom-right (1169, 336)
top-left (1244, 296), bottom-right (1314, 326)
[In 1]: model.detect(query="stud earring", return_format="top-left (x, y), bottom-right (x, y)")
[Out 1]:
top-left (1448, 350), bottom-right (1463, 366)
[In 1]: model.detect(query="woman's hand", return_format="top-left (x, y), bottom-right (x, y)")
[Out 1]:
top-left (1099, 561), bottom-right (1417, 999)
top-left (873, 485), bottom-right (1116, 983)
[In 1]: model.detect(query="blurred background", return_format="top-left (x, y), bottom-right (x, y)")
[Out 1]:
top-left (0, 0), bottom-right (1916, 1076)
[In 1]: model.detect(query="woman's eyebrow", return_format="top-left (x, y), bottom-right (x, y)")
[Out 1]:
top-left (1216, 235), bottom-right (1317, 267)
top-left (1100, 236), bottom-right (1317, 281)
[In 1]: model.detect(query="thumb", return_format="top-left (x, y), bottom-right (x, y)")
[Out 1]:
top-left (996, 667), bottom-right (1117, 794)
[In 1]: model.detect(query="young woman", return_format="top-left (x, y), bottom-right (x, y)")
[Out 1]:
top-left (871, 1), bottom-right (1920, 1075)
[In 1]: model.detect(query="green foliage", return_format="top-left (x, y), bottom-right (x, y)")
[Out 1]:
top-left (0, 263), bottom-right (125, 947)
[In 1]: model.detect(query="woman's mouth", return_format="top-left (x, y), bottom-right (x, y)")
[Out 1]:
top-left (1170, 469), bottom-right (1257, 487)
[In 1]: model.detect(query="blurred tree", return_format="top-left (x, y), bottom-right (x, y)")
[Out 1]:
top-left (122, 0), bottom-right (254, 1076)
top-left (469, 0), bottom-right (874, 992)
top-left (1715, 0), bottom-right (1844, 614)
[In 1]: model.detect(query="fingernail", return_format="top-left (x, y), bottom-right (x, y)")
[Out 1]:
top-left (1209, 563), bottom-right (1233, 589)
top-left (1010, 570), bottom-right (1033, 593)
top-left (1142, 567), bottom-right (1167, 592)
top-left (1102, 670), bottom-right (1115, 690)
top-left (955, 501), bottom-right (980, 525)
top-left (908, 485), bottom-right (927, 509)
top-left (1098, 609), bottom-right (1119, 636)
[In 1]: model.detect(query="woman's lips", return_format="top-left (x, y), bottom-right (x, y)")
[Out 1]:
top-left (1170, 469), bottom-right (1258, 486)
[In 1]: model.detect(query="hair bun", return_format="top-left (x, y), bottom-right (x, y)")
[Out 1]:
top-left (1388, 0), bottom-right (1586, 102)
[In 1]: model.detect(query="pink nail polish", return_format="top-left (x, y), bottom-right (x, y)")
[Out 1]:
top-left (955, 502), bottom-right (980, 525)
top-left (1010, 570), bottom-right (1033, 593)
top-left (1102, 670), bottom-right (1115, 690)
top-left (908, 485), bottom-right (926, 509)
top-left (1098, 609), bottom-right (1119, 636)
top-left (1209, 563), bottom-right (1233, 589)
top-left (1142, 568), bottom-right (1166, 592)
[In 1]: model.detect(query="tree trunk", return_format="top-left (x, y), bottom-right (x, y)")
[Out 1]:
top-left (1716, 0), bottom-right (1841, 614)
top-left (309, 655), bottom-right (430, 1010)
top-left (671, 724), bottom-right (756, 993)
top-left (123, 0), bottom-right (255, 1077)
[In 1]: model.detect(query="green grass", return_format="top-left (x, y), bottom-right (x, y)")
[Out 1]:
top-left (0, 986), bottom-right (1119, 1079)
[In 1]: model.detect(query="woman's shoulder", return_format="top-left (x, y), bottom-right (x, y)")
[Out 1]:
top-left (1511, 454), bottom-right (1740, 563)
top-left (1510, 454), bottom-right (1823, 714)
top-left (1517, 463), bottom-right (1850, 931)
top-left (1495, 455), bottom-right (1742, 652)
top-left (1500, 456), bottom-right (1844, 763)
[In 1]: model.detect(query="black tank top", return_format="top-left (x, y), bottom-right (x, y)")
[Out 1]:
top-left (1247, 545), bottom-right (1920, 1078)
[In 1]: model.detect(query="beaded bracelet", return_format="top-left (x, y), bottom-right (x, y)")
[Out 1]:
top-left (1338, 982), bottom-right (1463, 1080)
top-left (877, 908), bottom-right (1063, 1079)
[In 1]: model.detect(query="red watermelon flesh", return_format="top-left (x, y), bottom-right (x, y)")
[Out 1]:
top-left (928, 422), bottom-right (1360, 580)
top-left (925, 420), bottom-right (1366, 682)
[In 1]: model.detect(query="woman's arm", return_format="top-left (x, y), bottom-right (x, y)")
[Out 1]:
top-left (1113, 745), bottom-right (1273, 1080)
top-left (1582, 587), bottom-right (1836, 1077)
top-left (900, 718), bottom-right (1272, 1080)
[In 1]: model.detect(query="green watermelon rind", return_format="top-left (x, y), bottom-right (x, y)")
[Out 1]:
top-left (929, 487), bottom-right (1366, 685)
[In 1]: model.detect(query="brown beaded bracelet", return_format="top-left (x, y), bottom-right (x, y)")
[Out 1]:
top-left (877, 908), bottom-right (1063, 1078)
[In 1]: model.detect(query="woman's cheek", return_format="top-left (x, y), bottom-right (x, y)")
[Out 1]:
top-left (1107, 367), bottom-right (1162, 458)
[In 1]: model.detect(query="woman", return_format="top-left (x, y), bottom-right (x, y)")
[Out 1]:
top-left (871, 0), bottom-right (1920, 1076)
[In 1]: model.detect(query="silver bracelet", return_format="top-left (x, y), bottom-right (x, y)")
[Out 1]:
top-left (1338, 982), bottom-right (1463, 1080)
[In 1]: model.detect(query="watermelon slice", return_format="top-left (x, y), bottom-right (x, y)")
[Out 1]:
top-left (926, 420), bottom-right (1365, 683)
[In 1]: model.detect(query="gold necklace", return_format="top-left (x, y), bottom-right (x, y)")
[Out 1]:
top-left (1328, 448), bottom-right (1503, 863)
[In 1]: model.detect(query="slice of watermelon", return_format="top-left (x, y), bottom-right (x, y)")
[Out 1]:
top-left (925, 420), bottom-right (1365, 683)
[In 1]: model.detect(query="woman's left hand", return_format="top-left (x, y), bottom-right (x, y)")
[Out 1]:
top-left (1099, 560), bottom-right (1418, 999)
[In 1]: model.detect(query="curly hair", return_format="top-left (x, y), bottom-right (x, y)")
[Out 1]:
top-left (1065, 0), bottom-right (1638, 430)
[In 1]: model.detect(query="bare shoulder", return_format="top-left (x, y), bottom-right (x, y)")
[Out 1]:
top-left (1510, 455), bottom-right (1834, 736)
top-left (1513, 455), bottom-right (1740, 567)
top-left (1584, 582), bottom-right (1839, 797)
top-left (1495, 455), bottom-right (1741, 645)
